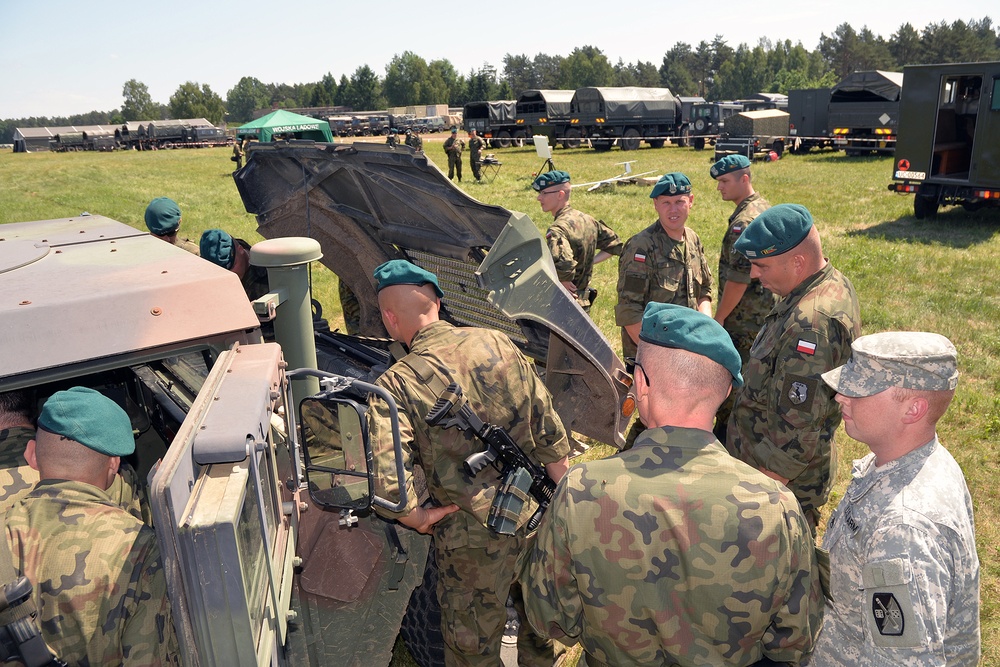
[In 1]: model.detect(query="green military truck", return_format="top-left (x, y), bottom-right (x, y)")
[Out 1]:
top-left (828, 70), bottom-right (903, 156)
top-left (1, 142), bottom-right (631, 666)
top-left (888, 61), bottom-right (1000, 218)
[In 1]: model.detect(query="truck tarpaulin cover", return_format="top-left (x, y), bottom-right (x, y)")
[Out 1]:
top-left (831, 70), bottom-right (904, 102)
top-left (573, 87), bottom-right (680, 119)
top-left (516, 90), bottom-right (575, 117)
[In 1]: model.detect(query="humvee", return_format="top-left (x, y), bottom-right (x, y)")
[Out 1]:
top-left (1, 142), bottom-right (631, 666)
top-left (888, 61), bottom-right (1000, 218)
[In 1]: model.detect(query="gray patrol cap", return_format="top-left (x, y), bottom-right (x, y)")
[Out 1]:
top-left (821, 331), bottom-right (958, 398)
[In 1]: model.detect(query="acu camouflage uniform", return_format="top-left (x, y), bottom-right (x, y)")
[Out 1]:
top-left (812, 438), bottom-right (980, 666)
top-left (726, 262), bottom-right (861, 528)
top-left (546, 204), bottom-right (623, 312)
top-left (369, 320), bottom-right (569, 667)
top-left (468, 134), bottom-right (487, 181)
top-left (443, 135), bottom-right (465, 181)
top-left (615, 223), bottom-right (713, 360)
top-left (4, 479), bottom-right (178, 666)
top-left (522, 426), bottom-right (823, 667)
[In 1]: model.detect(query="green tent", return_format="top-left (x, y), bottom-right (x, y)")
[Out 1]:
top-left (236, 109), bottom-right (334, 142)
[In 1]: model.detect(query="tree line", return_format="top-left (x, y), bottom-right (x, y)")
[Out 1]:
top-left (2, 18), bottom-right (996, 144)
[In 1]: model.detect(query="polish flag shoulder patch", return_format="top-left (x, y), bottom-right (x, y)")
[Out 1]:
top-left (634, 253), bottom-right (647, 263)
top-left (796, 339), bottom-right (817, 355)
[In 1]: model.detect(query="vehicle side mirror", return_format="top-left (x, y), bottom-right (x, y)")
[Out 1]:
top-left (298, 397), bottom-right (373, 511)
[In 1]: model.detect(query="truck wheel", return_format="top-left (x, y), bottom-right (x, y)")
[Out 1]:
top-left (771, 140), bottom-right (784, 158)
top-left (591, 138), bottom-right (612, 151)
top-left (693, 137), bottom-right (706, 151)
top-left (914, 195), bottom-right (939, 219)
top-left (562, 129), bottom-right (582, 149)
top-left (677, 127), bottom-right (690, 148)
top-left (400, 544), bottom-right (446, 667)
top-left (694, 118), bottom-right (708, 133)
top-left (962, 201), bottom-right (984, 212)
top-left (621, 129), bottom-right (641, 151)
top-left (648, 139), bottom-right (666, 148)
top-left (512, 130), bottom-right (526, 147)
top-left (495, 130), bottom-right (512, 149)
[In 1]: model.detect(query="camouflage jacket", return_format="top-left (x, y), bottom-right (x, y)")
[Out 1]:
top-left (468, 135), bottom-right (487, 159)
top-left (522, 426), bottom-right (823, 667)
top-left (811, 438), bottom-right (980, 666)
top-left (4, 479), bottom-right (178, 666)
top-left (547, 205), bottom-right (623, 307)
top-left (443, 136), bottom-right (465, 156)
top-left (406, 133), bottom-right (423, 151)
top-left (176, 237), bottom-right (201, 256)
top-left (718, 192), bottom-right (776, 345)
top-left (369, 320), bottom-right (569, 550)
top-left (726, 262), bottom-right (861, 520)
top-left (615, 222), bottom-right (714, 359)
top-left (0, 427), bottom-right (37, 515)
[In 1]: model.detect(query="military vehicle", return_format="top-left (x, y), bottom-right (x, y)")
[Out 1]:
top-left (514, 89), bottom-right (577, 147)
top-left (462, 100), bottom-right (522, 147)
top-left (1, 142), bottom-right (630, 666)
top-left (888, 61), bottom-right (1000, 218)
top-left (569, 86), bottom-right (683, 151)
top-left (687, 102), bottom-right (744, 150)
top-left (828, 70), bottom-right (903, 156)
top-left (713, 109), bottom-right (792, 161)
top-left (787, 88), bottom-right (836, 153)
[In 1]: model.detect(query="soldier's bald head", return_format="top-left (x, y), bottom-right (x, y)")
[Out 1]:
top-left (377, 283), bottom-right (441, 345)
top-left (33, 428), bottom-right (118, 489)
top-left (638, 345), bottom-right (732, 412)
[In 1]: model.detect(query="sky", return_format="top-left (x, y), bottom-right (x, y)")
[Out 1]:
top-left (0, 0), bottom-right (994, 120)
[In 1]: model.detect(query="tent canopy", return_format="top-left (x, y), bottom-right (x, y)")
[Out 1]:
top-left (236, 109), bottom-right (333, 142)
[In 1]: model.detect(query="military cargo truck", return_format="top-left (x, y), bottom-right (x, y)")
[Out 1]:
top-left (888, 61), bottom-right (1000, 218)
top-left (569, 86), bottom-right (683, 151)
top-left (463, 100), bottom-right (521, 147)
top-left (514, 89), bottom-right (576, 147)
top-left (828, 70), bottom-right (903, 156)
top-left (787, 88), bottom-right (836, 153)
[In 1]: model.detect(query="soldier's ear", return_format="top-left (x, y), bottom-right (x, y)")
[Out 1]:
top-left (24, 439), bottom-right (38, 471)
top-left (901, 396), bottom-right (929, 425)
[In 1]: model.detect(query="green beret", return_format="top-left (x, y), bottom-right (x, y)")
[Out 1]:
top-left (649, 172), bottom-right (692, 198)
top-left (532, 170), bottom-right (571, 191)
top-left (450, 126), bottom-right (458, 133)
top-left (734, 203), bottom-right (814, 259)
top-left (710, 154), bottom-right (751, 179)
top-left (144, 197), bottom-right (181, 235)
top-left (200, 229), bottom-right (236, 269)
top-left (639, 303), bottom-right (743, 386)
top-left (373, 259), bottom-right (444, 298)
top-left (37, 387), bottom-right (135, 457)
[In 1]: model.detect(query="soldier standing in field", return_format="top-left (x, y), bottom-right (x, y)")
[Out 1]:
top-left (405, 128), bottom-right (423, 152)
top-left (709, 154), bottom-right (776, 442)
top-left (444, 127), bottom-right (465, 181)
top-left (232, 138), bottom-right (244, 170)
top-left (3, 387), bottom-right (178, 666)
top-left (726, 203), bottom-right (861, 532)
top-left (144, 197), bottom-right (201, 255)
top-left (532, 170), bottom-right (622, 313)
top-left (467, 129), bottom-right (486, 182)
top-left (366, 260), bottom-right (569, 667)
top-left (522, 303), bottom-right (823, 667)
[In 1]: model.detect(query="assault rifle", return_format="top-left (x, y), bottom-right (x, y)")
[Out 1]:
top-left (425, 382), bottom-right (556, 535)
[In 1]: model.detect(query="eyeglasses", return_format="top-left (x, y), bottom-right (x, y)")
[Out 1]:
top-left (633, 361), bottom-right (649, 387)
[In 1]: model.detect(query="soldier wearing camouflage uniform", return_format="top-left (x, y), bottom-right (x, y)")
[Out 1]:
top-left (810, 332), bottom-right (980, 666)
top-left (3, 387), bottom-right (178, 666)
top-left (522, 303), bottom-right (823, 667)
top-left (405, 128), bottom-right (423, 151)
top-left (616, 172), bottom-right (713, 362)
top-left (338, 280), bottom-right (362, 334)
top-left (444, 127), bottom-right (465, 181)
top-left (467, 129), bottom-right (487, 182)
top-left (367, 260), bottom-right (570, 667)
top-left (727, 204), bottom-right (861, 530)
top-left (709, 155), bottom-right (776, 442)
top-left (533, 170), bottom-right (622, 313)
top-left (144, 197), bottom-right (200, 256)
top-left (0, 389), bottom-right (37, 515)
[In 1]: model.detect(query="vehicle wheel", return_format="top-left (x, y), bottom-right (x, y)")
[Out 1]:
top-left (648, 139), bottom-right (666, 149)
top-left (400, 542), bottom-right (445, 667)
top-left (771, 140), bottom-right (784, 158)
top-left (495, 130), bottom-right (512, 148)
top-left (512, 130), bottom-right (527, 147)
top-left (693, 137), bottom-right (706, 151)
top-left (694, 118), bottom-right (707, 133)
top-left (914, 195), bottom-right (939, 219)
top-left (677, 127), bottom-right (690, 148)
top-left (562, 128), bottom-right (582, 149)
top-left (591, 138), bottom-right (612, 151)
top-left (621, 129), bottom-right (641, 151)
top-left (961, 200), bottom-right (984, 212)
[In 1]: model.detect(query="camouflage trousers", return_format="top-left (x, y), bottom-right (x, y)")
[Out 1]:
top-left (338, 280), bottom-right (361, 335)
top-left (437, 529), bottom-right (558, 667)
top-left (713, 327), bottom-right (757, 442)
top-left (448, 153), bottom-right (463, 181)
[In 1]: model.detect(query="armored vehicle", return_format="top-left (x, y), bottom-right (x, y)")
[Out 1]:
top-left (828, 70), bottom-right (903, 156)
top-left (888, 61), bottom-right (1000, 218)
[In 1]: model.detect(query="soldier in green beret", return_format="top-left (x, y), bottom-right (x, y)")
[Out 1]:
top-left (726, 203), bottom-right (861, 532)
top-left (467, 129), bottom-right (487, 181)
top-left (144, 197), bottom-right (200, 255)
top-left (443, 127), bottom-right (465, 182)
top-left (200, 228), bottom-right (271, 304)
top-left (522, 303), bottom-right (823, 667)
top-left (405, 127), bottom-right (423, 152)
top-left (367, 260), bottom-right (569, 667)
top-left (4, 387), bottom-right (178, 666)
top-left (709, 154), bottom-right (777, 442)
top-left (533, 170), bottom-right (622, 313)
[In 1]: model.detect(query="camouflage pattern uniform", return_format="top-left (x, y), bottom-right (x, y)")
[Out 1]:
top-left (0, 426), bottom-right (36, 515)
top-left (386, 132), bottom-right (398, 148)
top-left (175, 236), bottom-right (201, 256)
top-left (4, 479), bottom-right (178, 666)
top-left (369, 320), bottom-right (569, 667)
top-left (468, 134), bottom-right (487, 181)
top-left (338, 280), bottom-right (361, 334)
top-left (546, 205), bottom-right (623, 312)
top-left (715, 192), bottom-right (776, 436)
top-left (444, 135), bottom-right (465, 181)
top-left (725, 262), bottom-right (861, 528)
top-left (615, 223), bottom-right (714, 360)
top-left (406, 131), bottom-right (424, 151)
top-left (811, 438), bottom-right (980, 666)
top-left (522, 426), bottom-right (823, 667)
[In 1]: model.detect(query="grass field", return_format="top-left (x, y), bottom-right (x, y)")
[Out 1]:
top-left (1, 138), bottom-right (998, 665)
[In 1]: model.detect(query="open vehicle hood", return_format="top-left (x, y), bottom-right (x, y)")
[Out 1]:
top-left (234, 141), bottom-right (629, 448)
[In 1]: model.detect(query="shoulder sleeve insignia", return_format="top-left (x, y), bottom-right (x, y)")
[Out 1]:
top-left (796, 339), bottom-right (817, 355)
top-left (634, 253), bottom-right (646, 263)
top-left (872, 593), bottom-right (905, 636)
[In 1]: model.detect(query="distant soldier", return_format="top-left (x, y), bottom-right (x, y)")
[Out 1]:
top-left (405, 128), bottom-right (423, 152)
top-left (232, 138), bottom-right (244, 170)
top-left (443, 127), bottom-right (465, 181)
top-left (386, 128), bottom-right (399, 148)
top-left (709, 154), bottom-right (776, 442)
top-left (468, 129), bottom-right (487, 182)
top-left (532, 170), bottom-right (622, 312)
top-left (4, 387), bottom-right (179, 666)
top-left (200, 228), bottom-right (269, 303)
top-left (144, 197), bottom-right (200, 255)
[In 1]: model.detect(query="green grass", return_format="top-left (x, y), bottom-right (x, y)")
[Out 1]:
top-left (3, 138), bottom-right (999, 665)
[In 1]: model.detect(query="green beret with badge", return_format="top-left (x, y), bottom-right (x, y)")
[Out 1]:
top-left (200, 229), bottom-right (236, 269)
top-left (373, 259), bottom-right (444, 297)
top-left (821, 331), bottom-right (958, 398)
top-left (638, 302), bottom-right (743, 386)
top-left (144, 197), bottom-right (181, 235)
top-left (37, 387), bottom-right (135, 457)
top-left (532, 170), bottom-right (571, 191)
top-left (734, 203), bottom-right (813, 258)
top-left (710, 155), bottom-right (751, 179)
top-left (649, 172), bottom-right (692, 198)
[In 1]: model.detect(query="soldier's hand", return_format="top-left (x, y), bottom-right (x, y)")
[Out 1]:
top-left (400, 503), bottom-right (460, 534)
